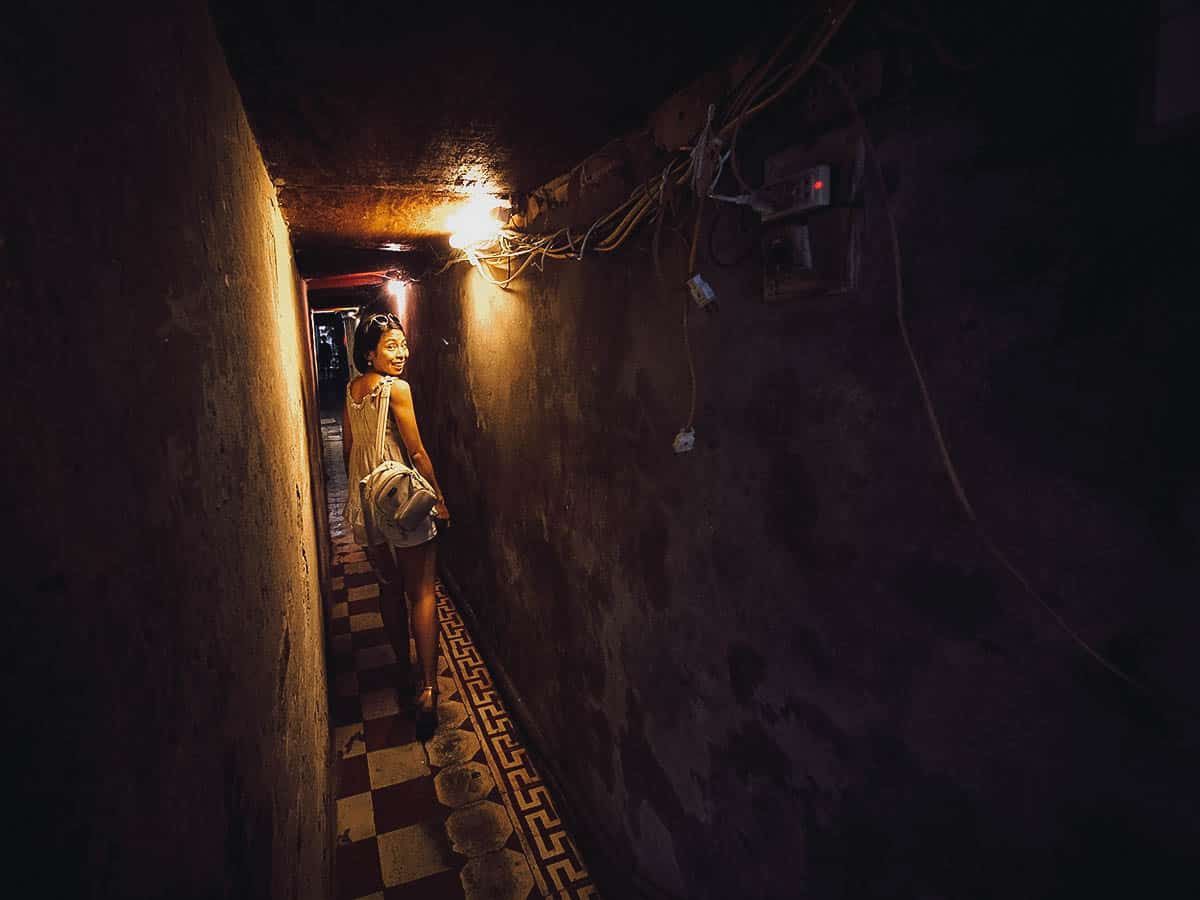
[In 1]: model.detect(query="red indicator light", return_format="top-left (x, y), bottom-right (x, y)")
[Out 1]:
top-left (813, 180), bottom-right (825, 191)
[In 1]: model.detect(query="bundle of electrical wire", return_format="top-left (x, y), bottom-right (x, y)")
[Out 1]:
top-left (439, 0), bottom-right (859, 287)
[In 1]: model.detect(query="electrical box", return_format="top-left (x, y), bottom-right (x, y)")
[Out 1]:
top-left (758, 162), bottom-right (832, 222)
top-left (762, 224), bottom-right (812, 303)
top-left (757, 131), bottom-right (864, 303)
top-left (762, 211), bottom-right (856, 301)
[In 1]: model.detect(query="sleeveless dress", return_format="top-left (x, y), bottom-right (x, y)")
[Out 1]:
top-left (344, 376), bottom-right (438, 548)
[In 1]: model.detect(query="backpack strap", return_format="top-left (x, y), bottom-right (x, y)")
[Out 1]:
top-left (374, 377), bottom-right (393, 466)
top-left (362, 376), bottom-right (394, 557)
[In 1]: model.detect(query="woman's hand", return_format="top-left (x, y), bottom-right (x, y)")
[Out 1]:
top-left (434, 498), bottom-right (451, 527)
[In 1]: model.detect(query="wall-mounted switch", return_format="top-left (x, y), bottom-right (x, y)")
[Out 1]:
top-left (756, 129), bottom-right (864, 302)
top-left (759, 162), bottom-right (832, 222)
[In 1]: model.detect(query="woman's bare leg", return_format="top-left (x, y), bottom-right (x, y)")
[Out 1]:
top-left (395, 540), bottom-right (438, 692)
top-left (371, 545), bottom-right (414, 689)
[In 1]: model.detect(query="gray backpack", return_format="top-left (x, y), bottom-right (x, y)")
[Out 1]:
top-left (358, 378), bottom-right (437, 548)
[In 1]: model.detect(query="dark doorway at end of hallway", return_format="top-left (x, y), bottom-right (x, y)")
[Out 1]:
top-left (314, 311), bottom-right (351, 417)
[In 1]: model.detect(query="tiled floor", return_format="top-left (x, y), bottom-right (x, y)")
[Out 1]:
top-left (320, 416), bottom-right (599, 900)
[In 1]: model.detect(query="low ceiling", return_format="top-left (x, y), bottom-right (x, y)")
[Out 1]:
top-left (211, 0), bottom-right (794, 277)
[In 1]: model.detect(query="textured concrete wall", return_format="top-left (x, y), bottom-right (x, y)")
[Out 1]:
top-left (1, 4), bottom-right (331, 897)
top-left (408, 15), bottom-right (1200, 900)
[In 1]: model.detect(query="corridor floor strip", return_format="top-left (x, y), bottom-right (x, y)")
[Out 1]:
top-left (320, 417), bottom-right (599, 900)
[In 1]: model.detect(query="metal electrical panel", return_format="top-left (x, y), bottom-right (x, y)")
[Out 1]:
top-left (758, 131), bottom-right (864, 302)
top-left (762, 224), bottom-right (812, 303)
top-left (758, 161), bottom-right (832, 222)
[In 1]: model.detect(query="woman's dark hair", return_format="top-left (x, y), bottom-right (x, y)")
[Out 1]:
top-left (352, 310), bottom-right (405, 374)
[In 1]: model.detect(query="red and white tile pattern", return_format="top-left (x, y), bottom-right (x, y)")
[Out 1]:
top-left (321, 419), bottom-right (599, 900)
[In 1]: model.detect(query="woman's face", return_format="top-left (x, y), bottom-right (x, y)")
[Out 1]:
top-left (368, 328), bottom-right (408, 375)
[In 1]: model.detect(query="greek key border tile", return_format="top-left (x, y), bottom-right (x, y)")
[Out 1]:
top-left (435, 586), bottom-right (599, 897)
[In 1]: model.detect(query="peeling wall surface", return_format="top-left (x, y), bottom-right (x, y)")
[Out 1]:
top-left (408, 12), bottom-right (1200, 900)
top-left (2, 5), bottom-right (331, 897)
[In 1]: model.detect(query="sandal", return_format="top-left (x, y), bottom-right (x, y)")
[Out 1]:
top-left (414, 684), bottom-right (439, 738)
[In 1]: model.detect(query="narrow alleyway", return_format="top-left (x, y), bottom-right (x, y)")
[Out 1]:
top-left (320, 417), bottom-right (599, 899)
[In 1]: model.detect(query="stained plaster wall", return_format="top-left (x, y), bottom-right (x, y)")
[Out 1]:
top-left (2, 4), bottom-right (331, 896)
top-left (407, 10), bottom-right (1200, 900)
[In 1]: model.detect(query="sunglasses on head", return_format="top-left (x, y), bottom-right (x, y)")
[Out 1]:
top-left (368, 313), bottom-right (402, 329)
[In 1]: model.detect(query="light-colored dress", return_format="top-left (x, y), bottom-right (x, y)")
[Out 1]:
top-left (344, 376), bottom-right (438, 548)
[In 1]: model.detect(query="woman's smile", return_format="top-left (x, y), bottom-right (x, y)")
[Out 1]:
top-left (371, 328), bottom-right (409, 373)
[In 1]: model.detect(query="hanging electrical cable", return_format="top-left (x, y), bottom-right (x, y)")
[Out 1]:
top-left (813, 60), bottom-right (1200, 730)
top-left (438, 0), bottom-right (858, 282)
top-left (432, 1), bottom-right (859, 456)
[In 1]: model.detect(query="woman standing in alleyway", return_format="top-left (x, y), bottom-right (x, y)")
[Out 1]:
top-left (342, 311), bottom-right (450, 735)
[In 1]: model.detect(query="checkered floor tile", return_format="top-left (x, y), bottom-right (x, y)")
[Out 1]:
top-left (320, 416), bottom-right (599, 900)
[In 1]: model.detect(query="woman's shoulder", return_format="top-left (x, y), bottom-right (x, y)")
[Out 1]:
top-left (383, 378), bottom-right (415, 413)
top-left (347, 373), bottom-right (384, 403)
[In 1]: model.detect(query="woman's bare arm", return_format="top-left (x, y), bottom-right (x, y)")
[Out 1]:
top-left (389, 379), bottom-right (450, 520)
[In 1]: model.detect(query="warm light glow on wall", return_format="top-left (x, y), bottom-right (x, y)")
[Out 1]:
top-left (467, 274), bottom-right (506, 332)
top-left (462, 269), bottom-right (535, 434)
top-left (271, 202), bottom-right (304, 415)
top-left (446, 193), bottom-right (510, 251)
top-left (385, 277), bottom-right (407, 318)
top-left (266, 186), bottom-right (311, 503)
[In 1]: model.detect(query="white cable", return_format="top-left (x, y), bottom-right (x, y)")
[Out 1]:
top-left (708, 148), bottom-right (732, 195)
top-left (690, 103), bottom-right (717, 198)
top-left (577, 218), bottom-right (603, 259)
top-left (815, 61), bottom-right (1199, 725)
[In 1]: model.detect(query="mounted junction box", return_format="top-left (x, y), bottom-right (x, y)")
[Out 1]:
top-left (764, 223), bottom-right (811, 270)
top-left (757, 130), bottom-right (865, 302)
top-left (762, 212), bottom-right (856, 301)
top-left (762, 223), bottom-right (812, 302)
top-left (758, 162), bottom-right (831, 222)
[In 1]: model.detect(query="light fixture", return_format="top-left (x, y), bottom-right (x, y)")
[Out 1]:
top-left (447, 192), bottom-right (510, 251)
top-left (382, 269), bottom-right (407, 316)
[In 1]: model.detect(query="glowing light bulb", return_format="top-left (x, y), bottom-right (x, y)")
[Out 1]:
top-left (447, 193), bottom-right (510, 251)
top-left (384, 278), bottom-right (407, 318)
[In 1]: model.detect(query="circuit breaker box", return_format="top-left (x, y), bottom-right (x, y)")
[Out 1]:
top-left (759, 162), bottom-right (832, 222)
top-left (758, 131), bottom-right (863, 302)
